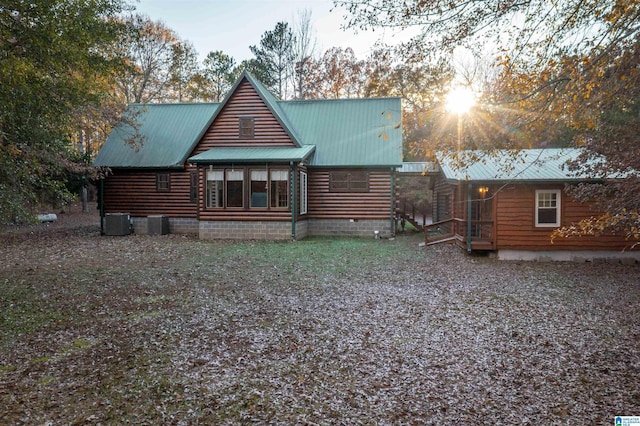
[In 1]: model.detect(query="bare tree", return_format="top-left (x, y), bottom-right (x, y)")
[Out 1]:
top-left (115, 14), bottom-right (179, 103)
top-left (169, 41), bottom-right (199, 102)
top-left (292, 9), bottom-right (317, 99)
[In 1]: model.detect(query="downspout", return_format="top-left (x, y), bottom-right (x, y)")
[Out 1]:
top-left (99, 177), bottom-right (105, 235)
top-left (290, 161), bottom-right (296, 240)
top-left (467, 182), bottom-right (472, 253)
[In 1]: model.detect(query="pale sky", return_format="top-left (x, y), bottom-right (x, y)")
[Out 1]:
top-left (132, 0), bottom-right (411, 62)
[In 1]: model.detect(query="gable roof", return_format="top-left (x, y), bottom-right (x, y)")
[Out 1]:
top-left (95, 72), bottom-right (403, 169)
top-left (437, 148), bottom-right (605, 183)
top-left (93, 103), bottom-right (219, 168)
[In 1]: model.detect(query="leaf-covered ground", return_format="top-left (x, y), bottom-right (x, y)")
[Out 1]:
top-left (1, 208), bottom-right (639, 424)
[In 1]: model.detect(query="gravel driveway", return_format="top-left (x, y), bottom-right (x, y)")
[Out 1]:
top-left (1, 211), bottom-right (639, 424)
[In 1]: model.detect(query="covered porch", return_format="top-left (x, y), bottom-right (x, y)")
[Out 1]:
top-left (425, 182), bottom-right (496, 252)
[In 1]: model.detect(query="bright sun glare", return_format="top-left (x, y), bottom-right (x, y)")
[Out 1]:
top-left (445, 86), bottom-right (476, 114)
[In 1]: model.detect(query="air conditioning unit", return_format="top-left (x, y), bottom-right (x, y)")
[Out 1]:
top-left (105, 213), bottom-right (131, 236)
top-left (147, 215), bottom-right (169, 235)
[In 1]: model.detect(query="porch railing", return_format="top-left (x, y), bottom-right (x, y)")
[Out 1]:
top-left (424, 218), bottom-right (494, 250)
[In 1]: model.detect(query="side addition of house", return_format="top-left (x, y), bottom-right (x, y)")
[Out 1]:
top-left (427, 149), bottom-right (640, 262)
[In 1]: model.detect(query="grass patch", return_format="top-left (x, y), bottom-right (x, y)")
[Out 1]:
top-left (0, 281), bottom-right (64, 347)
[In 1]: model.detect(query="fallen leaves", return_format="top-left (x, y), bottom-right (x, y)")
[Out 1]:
top-left (0, 214), bottom-right (639, 423)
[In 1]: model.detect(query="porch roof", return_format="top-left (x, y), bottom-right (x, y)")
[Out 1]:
top-left (438, 148), bottom-right (608, 183)
top-left (188, 145), bottom-right (316, 164)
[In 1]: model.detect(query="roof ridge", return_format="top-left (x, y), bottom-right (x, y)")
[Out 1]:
top-left (279, 96), bottom-right (403, 104)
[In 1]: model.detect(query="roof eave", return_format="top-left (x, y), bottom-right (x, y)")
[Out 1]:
top-left (187, 146), bottom-right (316, 165)
top-left (105, 164), bottom-right (186, 170)
top-left (443, 177), bottom-right (604, 184)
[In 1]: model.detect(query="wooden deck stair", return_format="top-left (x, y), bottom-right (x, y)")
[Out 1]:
top-left (424, 218), bottom-right (495, 250)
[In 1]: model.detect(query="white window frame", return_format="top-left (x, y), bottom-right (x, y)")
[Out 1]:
top-left (535, 189), bottom-right (561, 227)
top-left (300, 170), bottom-right (308, 215)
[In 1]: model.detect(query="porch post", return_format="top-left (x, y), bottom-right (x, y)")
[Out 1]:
top-left (99, 177), bottom-right (105, 235)
top-left (290, 161), bottom-right (296, 239)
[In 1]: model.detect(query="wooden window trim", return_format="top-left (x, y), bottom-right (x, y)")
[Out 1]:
top-left (239, 117), bottom-right (255, 138)
top-left (189, 172), bottom-right (198, 203)
top-left (225, 169), bottom-right (245, 208)
top-left (205, 166), bottom-right (291, 210)
top-left (269, 169), bottom-right (289, 209)
top-left (300, 170), bottom-right (308, 215)
top-left (156, 173), bottom-right (170, 192)
top-left (206, 169), bottom-right (224, 208)
top-left (250, 168), bottom-right (268, 209)
top-left (329, 170), bottom-right (369, 192)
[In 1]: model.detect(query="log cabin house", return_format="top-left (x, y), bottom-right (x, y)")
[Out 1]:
top-left (94, 71), bottom-right (403, 240)
top-left (427, 149), bottom-right (640, 262)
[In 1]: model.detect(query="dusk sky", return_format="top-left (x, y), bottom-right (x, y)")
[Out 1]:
top-left (133, 0), bottom-right (410, 61)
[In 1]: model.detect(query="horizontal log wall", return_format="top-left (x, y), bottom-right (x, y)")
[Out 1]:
top-left (103, 168), bottom-right (197, 218)
top-left (495, 184), bottom-right (634, 251)
top-left (194, 79), bottom-right (296, 154)
top-left (307, 169), bottom-right (392, 220)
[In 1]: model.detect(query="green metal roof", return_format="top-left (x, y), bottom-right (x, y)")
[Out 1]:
top-left (95, 72), bottom-right (403, 169)
top-left (437, 148), bottom-right (603, 182)
top-left (189, 145), bottom-right (316, 164)
top-left (93, 103), bottom-right (219, 168)
top-left (279, 97), bottom-right (403, 167)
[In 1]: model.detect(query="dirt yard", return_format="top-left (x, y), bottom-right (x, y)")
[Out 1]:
top-left (1, 207), bottom-right (639, 424)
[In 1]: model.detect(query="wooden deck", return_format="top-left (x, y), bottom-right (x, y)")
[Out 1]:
top-left (424, 218), bottom-right (495, 251)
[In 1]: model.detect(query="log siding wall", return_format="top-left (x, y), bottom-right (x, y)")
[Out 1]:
top-left (307, 169), bottom-right (393, 220)
top-left (495, 184), bottom-right (635, 251)
top-left (103, 168), bottom-right (197, 218)
top-left (194, 79), bottom-right (296, 155)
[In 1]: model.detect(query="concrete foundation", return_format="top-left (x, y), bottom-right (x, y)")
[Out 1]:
top-left (497, 249), bottom-right (640, 263)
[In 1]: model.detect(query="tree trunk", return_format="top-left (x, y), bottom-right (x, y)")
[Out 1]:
top-left (82, 185), bottom-right (89, 213)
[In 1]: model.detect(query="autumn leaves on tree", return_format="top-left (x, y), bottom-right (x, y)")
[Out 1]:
top-left (339, 0), bottom-right (640, 242)
top-left (1, 0), bottom-right (638, 243)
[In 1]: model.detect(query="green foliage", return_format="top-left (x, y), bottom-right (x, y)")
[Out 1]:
top-left (201, 50), bottom-right (237, 102)
top-left (249, 22), bottom-right (296, 98)
top-left (0, 0), bottom-right (128, 224)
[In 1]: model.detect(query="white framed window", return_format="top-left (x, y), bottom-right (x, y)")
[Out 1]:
top-left (300, 171), bottom-right (308, 215)
top-left (535, 189), bottom-right (561, 227)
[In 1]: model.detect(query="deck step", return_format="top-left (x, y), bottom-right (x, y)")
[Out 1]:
top-left (425, 236), bottom-right (457, 245)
